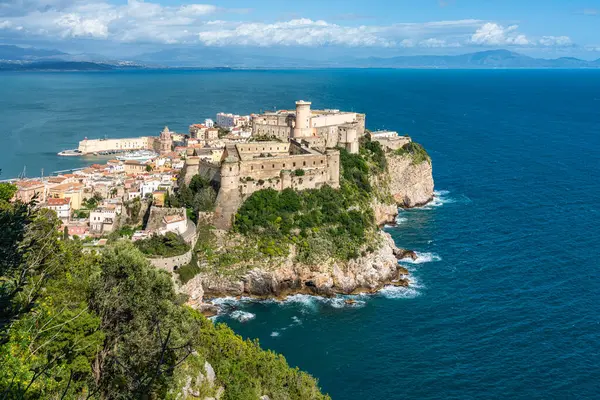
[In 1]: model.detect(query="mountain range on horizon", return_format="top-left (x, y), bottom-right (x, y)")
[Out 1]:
top-left (1, 44), bottom-right (600, 70)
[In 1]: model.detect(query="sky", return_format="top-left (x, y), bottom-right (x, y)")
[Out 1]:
top-left (1, 0), bottom-right (599, 59)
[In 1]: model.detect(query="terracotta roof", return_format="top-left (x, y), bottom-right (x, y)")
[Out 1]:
top-left (163, 215), bottom-right (185, 224)
top-left (16, 180), bottom-right (44, 188)
top-left (124, 160), bottom-right (141, 165)
top-left (49, 183), bottom-right (83, 192)
top-left (48, 176), bottom-right (67, 184)
top-left (47, 198), bottom-right (70, 206)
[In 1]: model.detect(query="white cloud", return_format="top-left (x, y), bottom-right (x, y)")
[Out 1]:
top-left (0, 0), bottom-right (221, 44)
top-left (419, 38), bottom-right (461, 48)
top-left (539, 36), bottom-right (573, 47)
top-left (55, 13), bottom-right (108, 38)
top-left (197, 18), bottom-right (395, 47)
top-left (0, 1), bottom-right (582, 51)
top-left (470, 23), bottom-right (530, 46)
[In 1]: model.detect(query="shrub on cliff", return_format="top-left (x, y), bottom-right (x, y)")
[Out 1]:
top-left (134, 231), bottom-right (190, 257)
top-left (395, 142), bottom-right (431, 165)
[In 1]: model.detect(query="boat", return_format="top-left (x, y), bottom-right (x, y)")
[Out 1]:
top-left (116, 150), bottom-right (158, 162)
top-left (57, 149), bottom-right (82, 156)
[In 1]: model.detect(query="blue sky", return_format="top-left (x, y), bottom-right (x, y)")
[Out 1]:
top-left (1, 0), bottom-right (599, 59)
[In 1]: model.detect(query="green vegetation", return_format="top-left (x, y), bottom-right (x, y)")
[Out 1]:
top-left (293, 169), bottom-right (305, 176)
top-left (232, 140), bottom-right (390, 262)
top-left (134, 231), bottom-right (191, 257)
top-left (360, 136), bottom-right (387, 173)
top-left (82, 192), bottom-right (103, 210)
top-left (0, 182), bottom-right (17, 202)
top-left (166, 175), bottom-right (217, 222)
top-left (0, 191), bottom-right (329, 399)
top-left (251, 135), bottom-right (282, 142)
top-left (395, 142), bottom-right (431, 165)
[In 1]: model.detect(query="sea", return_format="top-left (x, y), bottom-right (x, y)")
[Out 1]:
top-left (1, 69), bottom-right (599, 399)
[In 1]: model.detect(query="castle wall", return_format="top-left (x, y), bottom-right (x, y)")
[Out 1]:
top-left (252, 124), bottom-right (291, 141)
top-left (310, 112), bottom-right (357, 128)
top-left (78, 137), bottom-right (152, 154)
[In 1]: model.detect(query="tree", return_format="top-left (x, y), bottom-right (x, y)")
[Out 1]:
top-left (89, 242), bottom-right (197, 398)
top-left (0, 183), bottom-right (17, 203)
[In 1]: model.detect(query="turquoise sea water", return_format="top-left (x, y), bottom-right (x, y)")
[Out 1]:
top-left (1, 69), bottom-right (600, 399)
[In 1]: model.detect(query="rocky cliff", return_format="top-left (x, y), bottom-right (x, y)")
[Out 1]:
top-left (386, 153), bottom-right (434, 208)
top-left (180, 231), bottom-right (414, 306)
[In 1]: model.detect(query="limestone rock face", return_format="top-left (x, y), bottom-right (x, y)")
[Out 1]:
top-left (387, 155), bottom-right (434, 208)
top-left (180, 232), bottom-right (412, 303)
top-left (371, 200), bottom-right (399, 226)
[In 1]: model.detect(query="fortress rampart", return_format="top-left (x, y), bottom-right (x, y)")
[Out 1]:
top-left (78, 137), bottom-right (153, 154)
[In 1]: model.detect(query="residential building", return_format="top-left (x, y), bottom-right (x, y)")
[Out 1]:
top-left (14, 180), bottom-right (46, 203)
top-left (46, 197), bottom-right (71, 221)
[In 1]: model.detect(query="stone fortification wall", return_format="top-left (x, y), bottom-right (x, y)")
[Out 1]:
top-left (373, 136), bottom-right (412, 151)
top-left (78, 137), bottom-right (152, 154)
top-left (148, 250), bottom-right (193, 273)
top-left (145, 206), bottom-right (187, 231)
top-left (236, 142), bottom-right (290, 159)
top-left (238, 153), bottom-right (328, 180)
top-left (252, 115), bottom-right (292, 141)
top-left (181, 158), bottom-right (221, 185)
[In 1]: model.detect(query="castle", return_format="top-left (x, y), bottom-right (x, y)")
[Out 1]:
top-left (183, 101), bottom-right (365, 229)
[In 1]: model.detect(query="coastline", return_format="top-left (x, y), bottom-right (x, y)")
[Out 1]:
top-left (180, 196), bottom-right (435, 316)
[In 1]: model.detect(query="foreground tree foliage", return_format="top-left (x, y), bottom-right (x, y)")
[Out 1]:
top-left (0, 191), bottom-right (329, 399)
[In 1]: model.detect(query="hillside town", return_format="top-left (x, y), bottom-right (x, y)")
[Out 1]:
top-left (7, 101), bottom-right (411, 250)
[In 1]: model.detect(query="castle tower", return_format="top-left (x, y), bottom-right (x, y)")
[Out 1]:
top-left (326, 149), bottom-right (340, 188)
top-left (159, 126), bottom-right (173, 154)
top-left (293, 100), bottom-right (313, 139)
top-left (213, 156), bottom-right (242, 230)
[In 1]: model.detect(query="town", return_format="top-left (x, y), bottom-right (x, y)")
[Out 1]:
top-left (8, 100), bottom-right (412, 259)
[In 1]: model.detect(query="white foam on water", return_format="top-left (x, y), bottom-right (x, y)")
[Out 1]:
top-left (283, 294), bottom-right (320, 311)
top-left (230, 310), bottom-right (255, 323)
top-left (270, 331), bottom-right (280, 337)
top-left (400, 251), bottom-right (442, 264)
top-left (291, 316), bottom-right (302, 325)
top-left (396, 215), bottom-right (408, 225)
top-left (378, 285), bottom-right (421, 299)
top-left (416, 189), bottom-right (455, 210)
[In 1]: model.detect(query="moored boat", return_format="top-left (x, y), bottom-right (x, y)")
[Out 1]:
top-left (116, 150), bottom-right (158, 162)
top-left (57, 149), bottom-right (82, 156)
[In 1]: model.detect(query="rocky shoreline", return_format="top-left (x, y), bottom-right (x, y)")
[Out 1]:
top-left (180, 227), bottom-right (423, 316)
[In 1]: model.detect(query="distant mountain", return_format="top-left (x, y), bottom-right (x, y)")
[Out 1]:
top-left (134, 47), bottom-right (327, 68)
top-left (354, 50), bottom-right (600, 69)
top-left (0, 44), bottom-right (66, 60)
top-left (1, 44), bottom-right (599, 70)
top-left (0, 61), bottom-right (118, 71)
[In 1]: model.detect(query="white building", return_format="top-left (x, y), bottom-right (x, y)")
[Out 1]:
top-left (140, 180), bottom-right (162, 197)
top-left (90, 207), bottom-right (119, 234)
top-left (216, 112), bottom-right (250, 129)
top-left (46, 198), bottom-right (71, 221)
top-left (160, 215), bottom-right (187, 235)
top-left (370, 130), bottom-right (399, 139)
top-left (127, 191), bottom-right (141, 201)
top-left (204, 118), bottom-right (214, 128)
